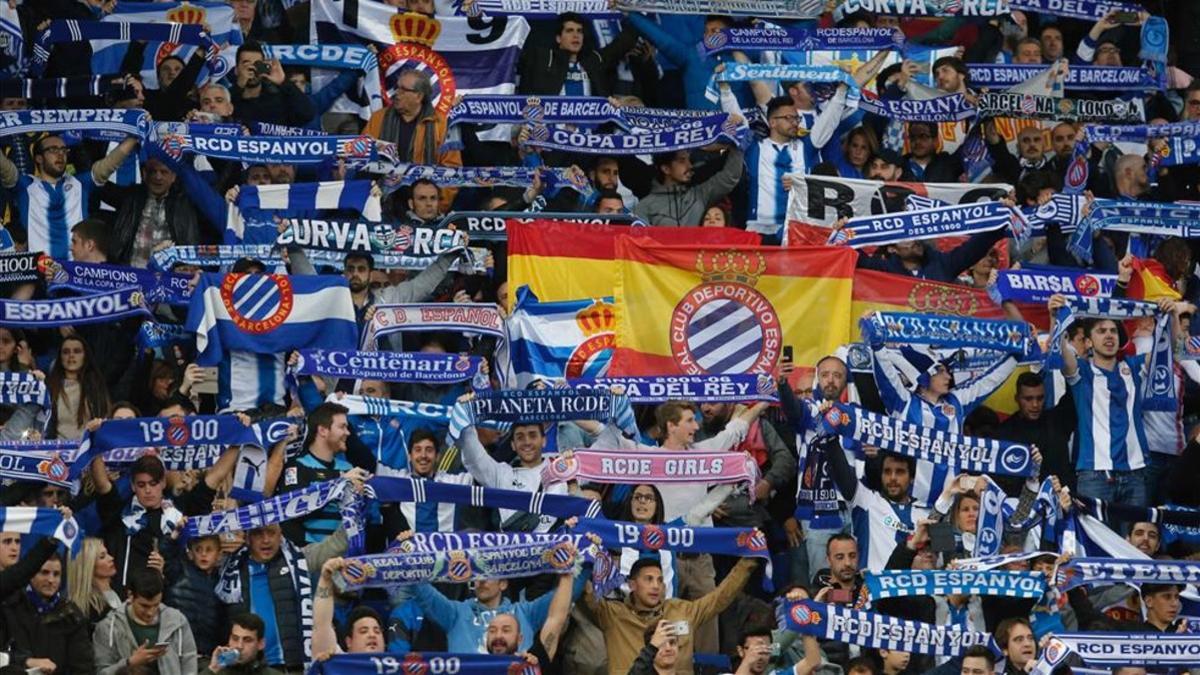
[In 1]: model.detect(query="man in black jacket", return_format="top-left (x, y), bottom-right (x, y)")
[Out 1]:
top-left (100, 157), bottom-right (217, 267)
top-left (517, 12), bottom-right (638, 97)
top-left (230, 41), bottom-right (316, 126)
top-left (994, 371), bottom-right (1076, 494)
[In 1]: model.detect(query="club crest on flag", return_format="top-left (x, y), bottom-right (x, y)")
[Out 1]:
top-left (566, 300), bottom-right (615, 379)
top-left (381, 13), bottom-right (456, 116)
top-left (907, 282), bottom-right (981, 315)
top-left (219, 273), bottom-right (295, 334)
top-left (158, 3), bottom-right (211, 76)
top-left (37, 454), bottom-right (68, 482)
top-left (669, 252), bottom-right (780, 375)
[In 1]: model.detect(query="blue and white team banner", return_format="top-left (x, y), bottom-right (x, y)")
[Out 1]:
top-left (0, 371), bottom-right (49, 409)
top-left (615, 0), bottom-right (822, 17)
top-left (991, 266), bottom-right (1116, 304)
top-left (183, 479), bottom-right (348, 538)
top-left (0, 507), bottom-right (80, 552)
top-left (574, 517), bottom-right (770, 559)
top-left (968, 63), bottom-right (1157, 91)
top-left (363, 303), bottom-right (506, 350)
top-left (822, 405), bottom-right (1037, 477)
top-left (837, 0), bottom-right (1008, 15)
top-left (709, 64), bottom-right (861, 102)
top-left (150, 245), bottom-right (286, 271)
top-left (312, 0), bottom-right (529, 120)
top-left (507, 287), bottom-right (614, 387)
top-left (974, 475), bottom-right (1007, 557)
top-left (45, 260), bottom-right (193, 306)
top-left (702, 26), bottom-right (901, 55)
top-left (1154, 137), bottom-right (1200, 169)
top-left (1035, 633), bottom-right (1200, 672)
top-left (186, 132), bottom-right (387, 166)
top-left (1055, 558), bottom-right (1200, 592)
top-left (328, 394), bottom-right (452, 426)
top-left (567, 374), bottom-right (777, 403)
top-left (856, 92), bottom-right (976, 123)
top-left (860, 312), bottom-right (1035, 356)
top-left (833, 202), bottom-right (1015, 249)
top-left (334, 536), bottom-right (585, 589)
top-left (1008, 0), bottom-right (1141, 21)
top-left (525, 114), bottom-right (745, 155)
top-left (278, 219), bottom-right (473, 272)
top-left (232, 181), bottom-right (383, 232)
top-left (466, 388), bottom-right (616, 424)
top-left (311, 653), bottom-right (539, 675)
top-left (864, 570), bottom-right (1047, 600)
top-left (1020, 194), bottom-right (1086, 235)
top-left (975, 91), bottom-right (1145, 123)
top-left (89, 1), bottom-right (242, 88)
top-left (395, 530), bottom-right (582, 553)
top-left (0, 109), bottom-right (150, 142)
top-left (784, 600), bottom-right (997, 656)
top-left (293, 349), bottom-right (488, 388)
top-left (261, 44), bottom-right (382, 115)
top-left (0, 288), bottom-right (151, 328)
top-left (186, 273), bottom-right (357, 366)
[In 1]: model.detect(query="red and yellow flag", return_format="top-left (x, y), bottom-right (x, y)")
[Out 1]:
top-left (611, 240), bottom-right (856, 375)
top-left (507, 220), bottom-right (758, 302)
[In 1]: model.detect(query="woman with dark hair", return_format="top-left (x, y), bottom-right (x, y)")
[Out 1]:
top-left (2, 552), bottom-right (94, 675)
top-left (0, 327), bottom-right (31, 372)
top-left (0, 326), bottom-right (42, 440)
top-left (46, 335), bottom-right (111, 440)
top-left (830, 126), bottom-right (880, 178)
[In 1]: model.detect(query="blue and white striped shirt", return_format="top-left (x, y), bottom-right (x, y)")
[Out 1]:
top-left (1066, 356), bottom-right (1149, 472)
top-left (15, 173), bottom-right (95, 259)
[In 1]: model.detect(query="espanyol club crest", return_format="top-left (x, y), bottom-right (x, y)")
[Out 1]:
top-left (166, 417), bottom-right (191, 447)
top-left (702, 31), bottom-right (728, 51)
top-left (736, 530), bottom-right (768, 552)
top-left (521, 97), bottom-right (545, 125)
top-left (566, 300), bottom-right (615, 379)
top-left (340, 136), bottom-right (374, 159)
top-left (380, 13), bottom-right (457, 117)
top-left (445, 550), bottom-right (473, 582)
top-left (454, 354), bottom-right (473, 372)
top-left (1020, 94), bottom-right (1037, 116)
top-left (789, 604), bottom-right (821, 627)
top-left (37, 454), bottom-right (69, 483)
top-left (670, 251), bottom-right (781, 375)
top-left (542, 541), bottom-right (577, 569)
top-left (1065, 153), bottom-right (1088, 191)
top-left (402, 654), bottom-right (429, 675)
top-left (640, 524), bottom-right (666, 551)
top-left (1074, 274), bottom-right (1101, 296)
top-left (219, 273), bottom-right (295, 334)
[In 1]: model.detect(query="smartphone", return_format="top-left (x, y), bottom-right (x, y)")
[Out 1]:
top-left (928, 521), bottom-right (957, 554)
top-left (1113, 10), bottom-right (1139, 23)
top-left (782, 345), bottom-right (794, 363)
top-left (252, 60), bottom-right (272, 75)
top-left (193, 366), bottom-right (219, 395)
top-left (669, 620), bottom-right (690, 636)
top-left (154, 642), bottom-right (172, 650)
top-left (826, 587), bottom-right (853, 604)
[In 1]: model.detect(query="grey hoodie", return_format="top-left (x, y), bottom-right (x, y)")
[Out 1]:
top-left (93, 603), bottom-right (198, 675)
top-left (632, 146), bottom-right (744, 226)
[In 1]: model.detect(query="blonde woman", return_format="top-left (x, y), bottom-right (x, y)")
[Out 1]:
top-left (67, 537), bottom-right (121, 629)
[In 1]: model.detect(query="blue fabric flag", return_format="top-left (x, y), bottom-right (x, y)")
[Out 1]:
top-left (186, 273), bottom-right (357, 366)
top-left (507, 287), bottom-right (614, 387)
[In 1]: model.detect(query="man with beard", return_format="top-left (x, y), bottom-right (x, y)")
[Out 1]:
top-left (695, 401), bottom-right (795, 531)
top-left (0, 133), bottom-right (138, 260)
top-left (278, 402), bottom-right (370, 546)
top-left (1127, 521), bottom-right (1161, 556)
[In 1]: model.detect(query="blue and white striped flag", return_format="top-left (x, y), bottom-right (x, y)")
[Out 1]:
top-left (227, 181), bottom-right (382, 241)
top-left (0, 507), bottom-right (81, 553)
top-left (90, 1), bottom-right (242, 88)
top-left (507, 286), bottom-right (614, 388)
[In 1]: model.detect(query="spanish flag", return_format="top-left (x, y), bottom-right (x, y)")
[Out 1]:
top-left (508, 220), bottom-right (758, 302)
top-left (611, 240), bottom-right (856, 375)
top-left (851, 269), bottom-right (1020, 414)
top-left (1126, 257), bottom-right (1181, 302)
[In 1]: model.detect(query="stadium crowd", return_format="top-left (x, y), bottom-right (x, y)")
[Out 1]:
top-left (1, 0), bottom-right (1200, 675)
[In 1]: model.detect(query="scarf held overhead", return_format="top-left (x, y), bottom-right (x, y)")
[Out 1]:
top-left (785, 600), bottom-right (998, 656)
top-left (541, 448), bottom-right (760, 493)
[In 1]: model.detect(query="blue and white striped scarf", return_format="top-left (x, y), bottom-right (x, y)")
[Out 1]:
top-left (447, 389), bottom-right (637, 443)
top-left (0, 371), bottom-right (49, 408)
top-left (821, 405), bottom-right (1036, 477)
top-left (565, 374), bottom-right (776, 403)
top-left (260, 44), bottom-right (382, 115)
top-left (312, 654), bottom-right (538, 675)
top-left (150, 245), bottom-right (285, 271)
top-left (833, 201), bottom-right (1016, 249)
top-left (183, 479), bottom-right (348, 539)
top-left (1033, 632), bottom-right (1200, 672)
top-left (186, 132), bottom-right (390, 166)
top-left (0, 449), bottom-right (72, 488)
top-left (864, 569), bottom-right (1046, 601)
top-left (368, 475), bottom-right (603, 520)
top-left (524, 114), bottom-right (746, 156)
top-left (856, 92), bottom-right (976, 122)
top-left (860, 311), bottom-right (1034, 356)
top-left (0, 507), bottom-right (81, 553)
top-left (337, 534), bottom-right (588, 589)
top-left (701, 26), bottom-right (901, 55)
top-left (1056, 557), bottom-right (1200, 591)
top-left (45, 260), bottom-right (193, 306)
top-left (1070, 200), bottom-right (1200, 264)
top-left (784, 600), bottom-right (998, 656)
